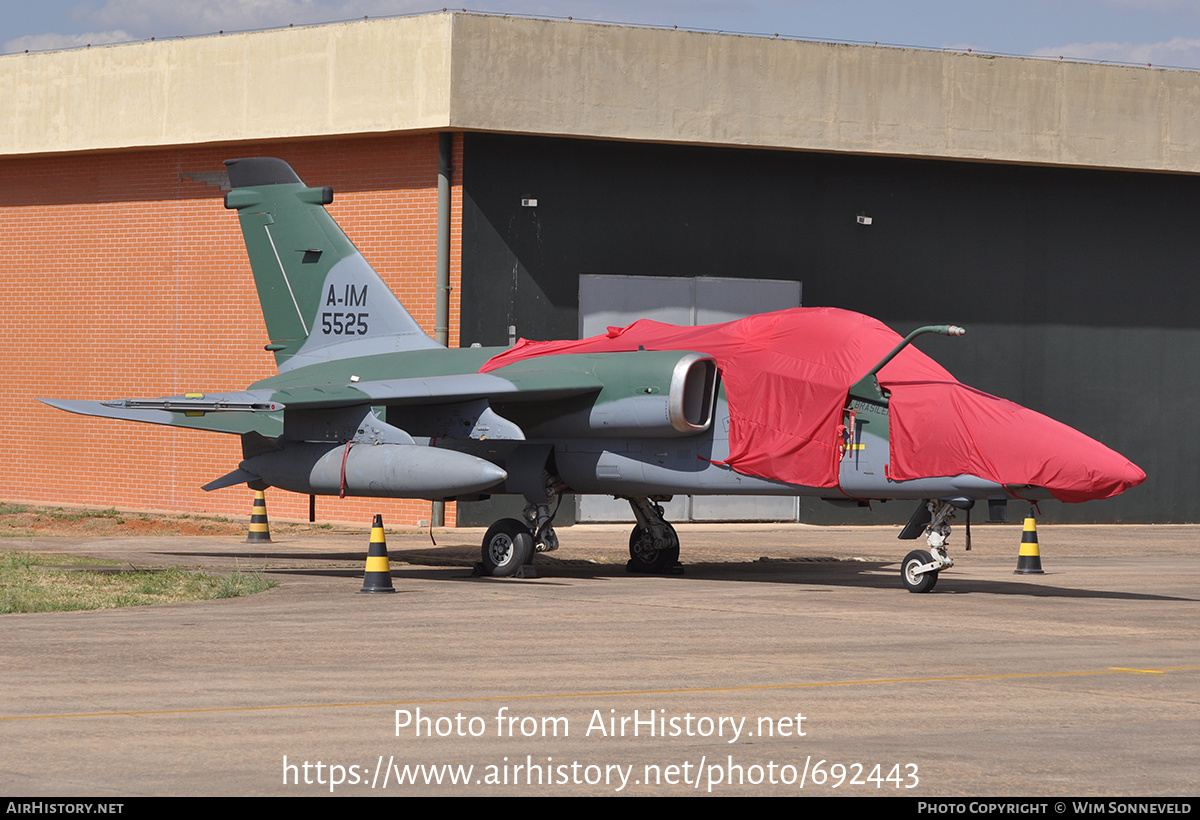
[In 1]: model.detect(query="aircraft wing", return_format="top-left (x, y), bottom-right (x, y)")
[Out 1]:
top-left (276, 370), bottom-right (603, 408)
top-left (39, 369), bottom-right (602, 435)
top-left (38, 397), bottom-right (284, 437)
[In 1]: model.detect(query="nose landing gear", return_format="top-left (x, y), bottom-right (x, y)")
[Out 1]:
top-left (898, 499), bottom-right (960, 592)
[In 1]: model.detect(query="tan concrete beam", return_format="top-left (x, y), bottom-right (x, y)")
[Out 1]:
top-left (3, 11), bottom-right (1199, 175)
top-left (448, 14), bottom-right (1200, 174)
top-left (0, 15), bottom-right (453, 155)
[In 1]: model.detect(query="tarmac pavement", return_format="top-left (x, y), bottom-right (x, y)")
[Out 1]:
top-left (1, 522), bottom-right (1197, 796)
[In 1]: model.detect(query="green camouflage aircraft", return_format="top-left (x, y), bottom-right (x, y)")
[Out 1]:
top-left (43, 158), bottom-right (1145, 592)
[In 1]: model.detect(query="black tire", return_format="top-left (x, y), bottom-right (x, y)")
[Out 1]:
top-left (901, 549), bottom-right (938, 593)
top-left (481, 518), bottom-right (534, 577)
top-left (627, 523), bottom-right (681, 574)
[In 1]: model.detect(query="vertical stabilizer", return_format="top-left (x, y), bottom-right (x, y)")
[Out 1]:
top-left (223, 158), bottom-right (442, 372)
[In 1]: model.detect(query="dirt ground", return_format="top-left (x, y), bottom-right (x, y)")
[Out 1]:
top-left (0, 502), bottom-right (345, 539)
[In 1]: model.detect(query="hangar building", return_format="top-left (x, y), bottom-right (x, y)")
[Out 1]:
top-left (1, 12), bottom-right (1194, 525)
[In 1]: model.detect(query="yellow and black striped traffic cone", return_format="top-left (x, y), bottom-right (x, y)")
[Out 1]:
top-left (246, 490), bottom-right (271, 543)
top-left (1014, 508), bottom-right (1045, 575)
top-left (360, 514), bottom-right (396, 593)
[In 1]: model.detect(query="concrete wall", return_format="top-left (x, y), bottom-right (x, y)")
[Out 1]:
top-left (5, 12), bottom-right (1200, 175)
top-left (449, 14), bottom-right (1200, 174)
top-left (0, 15), bottom-right (454, 155)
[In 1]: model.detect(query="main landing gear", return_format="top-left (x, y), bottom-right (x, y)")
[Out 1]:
top-left (898, 499), bottom-right (960, 593)
top-left (624, 496), bottom-right (681, 574)
top-left (480, 518), bottom-right (535, 577)
top-left (478, 476), bottom-right (562, 578)
top-left (478, 491), bottom-right (684, 577)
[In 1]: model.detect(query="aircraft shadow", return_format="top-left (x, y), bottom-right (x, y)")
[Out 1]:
top-left (614, 559), bottom-right (1193, 602)
top-left (156, 547), bottom-right (1196, 602)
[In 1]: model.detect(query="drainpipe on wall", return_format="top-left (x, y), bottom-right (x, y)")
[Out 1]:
top-left (432, 132), bottom-right (453, 528)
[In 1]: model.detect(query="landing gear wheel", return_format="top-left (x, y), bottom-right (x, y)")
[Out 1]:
top-left (481, 518), bottom-right (534, 577)
top-left (901, 549), bottom-right (939, 593)
top-left (628, 523), bottom-right (680, 574)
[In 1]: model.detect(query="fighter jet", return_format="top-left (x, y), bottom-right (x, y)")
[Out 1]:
top-left (42, 158), bottom-right (1146, 592)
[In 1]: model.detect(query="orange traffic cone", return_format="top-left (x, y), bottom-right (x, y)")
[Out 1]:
top-left (246, 490), bottom-right (271, 543)
top-left (1014, 509), bottom-right (1045, 575)
top-left (360, 514), bottom-right (396, 593)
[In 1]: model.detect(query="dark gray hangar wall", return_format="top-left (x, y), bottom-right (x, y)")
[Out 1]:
top-left (460, 133), bottom-right (1195, 524)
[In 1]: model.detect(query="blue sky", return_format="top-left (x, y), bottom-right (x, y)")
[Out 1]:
top-left (5, 1), bottom-right (1200, 69)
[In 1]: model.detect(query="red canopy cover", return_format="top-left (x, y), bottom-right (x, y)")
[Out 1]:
top-left (481, 308), bottom-right (1144, 503)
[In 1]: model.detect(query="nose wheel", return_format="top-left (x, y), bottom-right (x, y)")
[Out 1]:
top-left (901, 549), bottom-right (940, 593)
top-left (897, 500), bottom-right (960, 592)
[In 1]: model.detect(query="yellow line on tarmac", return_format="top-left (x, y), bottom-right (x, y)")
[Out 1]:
top-left (4, 666), bottom-right (1196, 721)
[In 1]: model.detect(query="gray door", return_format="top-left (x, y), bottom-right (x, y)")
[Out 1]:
top-left (577, 275), bottom-right (802, 523)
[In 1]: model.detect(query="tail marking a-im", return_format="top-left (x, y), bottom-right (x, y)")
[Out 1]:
top-left (223, 157), bottom-right (441, 373)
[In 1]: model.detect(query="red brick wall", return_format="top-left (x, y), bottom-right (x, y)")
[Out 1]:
top-left (0, 133), bottom-right (464, 527)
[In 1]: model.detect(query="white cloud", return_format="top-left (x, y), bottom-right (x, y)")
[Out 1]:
top-left (1099, 0), bottom-right (1198, 10)
top-left (1033, 36), bottom-right (1200, 68)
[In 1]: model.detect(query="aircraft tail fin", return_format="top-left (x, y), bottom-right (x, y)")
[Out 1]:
top-left (223, 158), bottom-right (441, 372)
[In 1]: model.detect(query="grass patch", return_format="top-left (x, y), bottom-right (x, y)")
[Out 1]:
top-left (1, 551), bottom-right (118, 569)
top-left (41, 506), bottom-right (126, 523)
top-left (0, 505), bottom-right (151, 536)
top-left (1, 558), bottom-right (278, 614)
